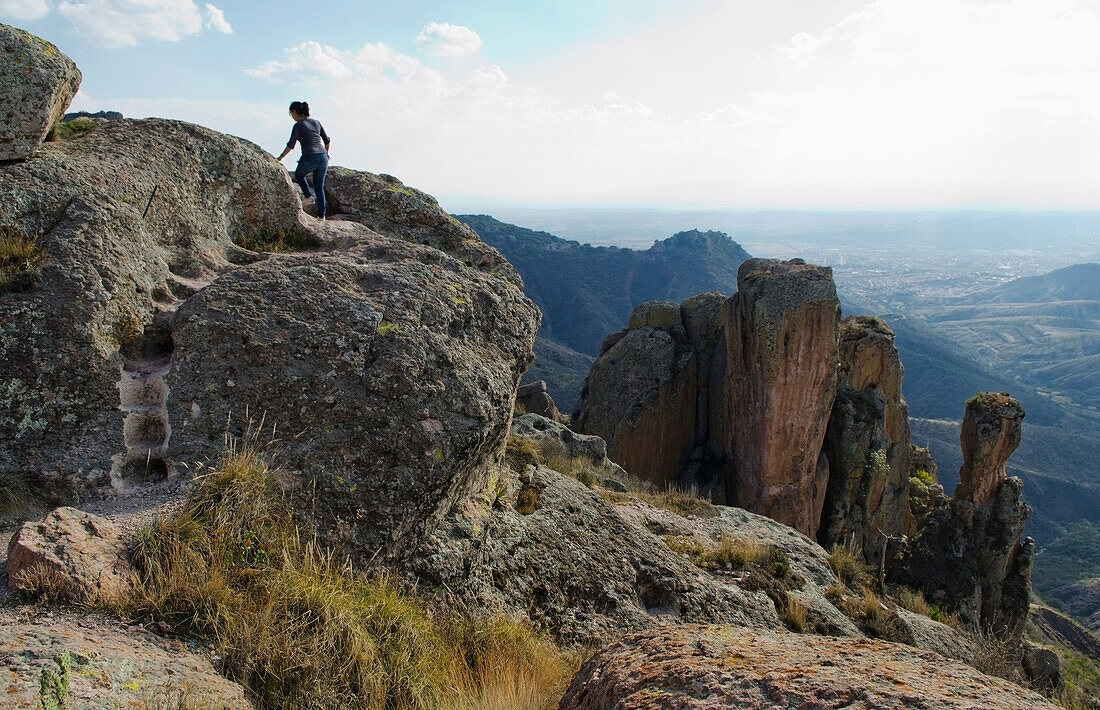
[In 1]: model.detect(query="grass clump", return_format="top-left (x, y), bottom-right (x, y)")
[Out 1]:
top-left (124, 436), bottom-right (573, 710)
top-left (0, 227), bottom-right (45, 294)
top-left (233, 227), bottom-right (320, 254)
top-left (0, 469), bottom-right (40, 517)
top-left (780, 593), bottom-right (808, 633)
top-left (633, 487), bottom-right (719, 519)
top-left (505, 436), bottom-right (540, 472)
top-left (533, 438), bottom-right (596, 488)
top-left (827, 544), bottom-right (874, 589)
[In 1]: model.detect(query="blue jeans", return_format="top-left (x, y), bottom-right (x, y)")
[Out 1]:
top-left (294, 152), bottom-right (329, 218)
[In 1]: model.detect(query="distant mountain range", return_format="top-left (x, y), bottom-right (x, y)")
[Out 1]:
top-left (458, 215), bottom-right (751, 410)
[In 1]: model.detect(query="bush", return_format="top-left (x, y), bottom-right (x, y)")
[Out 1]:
top-left (0, 469), bottom-right (40, 517)
top-left (52, 116), bottom-right (99, 140)
top-left (633, 487), bottom-right (719, 519)
top-left (124, 436), bottom-right (574, 710)
top-left (0, 227), bottom-right (44, 294)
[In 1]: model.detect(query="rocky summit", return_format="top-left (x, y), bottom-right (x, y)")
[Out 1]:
top-left (0, 23), bottom-right (1080, 710)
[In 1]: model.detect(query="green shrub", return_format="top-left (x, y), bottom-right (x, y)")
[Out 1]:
top-left (38, 651), bottom-right (71, 710)
top-left (52, 116), bottom-right (99, 140)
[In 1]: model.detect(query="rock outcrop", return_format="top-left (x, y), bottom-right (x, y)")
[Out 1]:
top-left (409, 456), bottom-right (861, 647)
top-left (5, 507), bottom-right (132, 603)
top-left (1, 611), bottom-right (253, 709)
top-left (572, 293), bottom-right (729, 499)
top-left (571, 301), bottom-right (700, 491)
top-left (726, 258), bottom-right (840, 535)
top-left (890, 394), bottom-right (1033, 633)
top-left (0, 29), bottom-right (540, 565)
top-left (559, 624), bottom-right (1060, 710)
top-left (515, 380), bottom-right (567, 422)
top-left (818, 316), bottom-right (916, 563)
top-left (955, 392), bottom-right (1026, 504)
top-left (0, 23), bottom-right (82, 161)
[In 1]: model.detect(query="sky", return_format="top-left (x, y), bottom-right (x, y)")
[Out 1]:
top-left (4, 0), bottom-right (1100, 209)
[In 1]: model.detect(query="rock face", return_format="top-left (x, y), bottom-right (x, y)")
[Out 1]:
top-left (1, 117), bottom-right (304, 498)
top-left (0, 23), bottom-right (82, 161)
top-left (955, 392), bottom-right (1025, 504)
top-left (559, 624), bottom-right (1060, 710)
top-left (818, 316), bottom-right (916, 562)
top-left (890, 394), bottom-right (1032, 632)
top-left (409, 455), bottom-right (860, 647)
top-left (6, 507), bottom-right (131, 603)
top-left (516, 380), bottom-right (567, 422)
top-left (572, 293), bottom-right (729, 499)
top-left (1, 86), bottom-right (538, 564)
top-left (571, 301), bottom-right (699, 491)
top-left (0, 611), bottom-right (253, 709)
top-left (726, 258), bottom-right (840, 535)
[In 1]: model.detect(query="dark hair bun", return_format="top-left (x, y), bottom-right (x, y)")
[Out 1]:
top-left (288, 100), bottom-right (311, 117)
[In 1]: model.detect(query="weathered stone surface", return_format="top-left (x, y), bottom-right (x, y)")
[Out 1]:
top-left (1022, 641), bottom-right (1064, 694)
top-left (409, 463), bottom-right (860, 647)
top-left (324, 166), bottom-right (517, 279)
top-left (627, 300), bottom-right (680, 330)
top-left (516, 380), bottom-right (567, 422)
top-left (168, 238), bottom-right (537, 565)
top-left (0, 610), bottom-right (253, 709)
top-left (725, 258), bottom-right (840, 535)
top-left (1, 117), bottom-right (304, 499)
top-left (0, 23), bottom-right (82, 160)
top-left (572, 309), bottom-right (697, 491)
top-left (559, 624), bottom-right (1060, 710)
top-left (678, 292), bottom-right (730, 499)
top-left (955, 392), bottom-right (1025, 504)
top-left (6, 507), bottom-right (131, 603)
top-left (819, 316), bottom-right (914, 563)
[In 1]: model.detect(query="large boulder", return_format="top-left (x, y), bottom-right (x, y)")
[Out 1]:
top-left (0, 611), bottom-right (253, 709)
top-left (725, 258), bottom-right (840, 535)
top-left (1, 117), bottom-right (305, 499)
top-left (6, 507), bottom-right (132, 604)
top-left (0, 23), bottom-right (82, 161)
top-left (955, 392), bottom-right (1025, 504)
top-left (169, 237), bottom-right (538, 564)
top-left (818, 316), bottom-right (916, 564)
top-left (559, 624), bottom-right (1060, 710)
top-left (1, 45), bottom-right (540, 564)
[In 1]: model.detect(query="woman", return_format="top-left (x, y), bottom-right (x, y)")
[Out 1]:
top-left (275, 101), bottom-right (331, 219)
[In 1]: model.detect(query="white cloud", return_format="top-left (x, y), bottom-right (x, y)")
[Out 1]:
top-left (415, 22), bottom-right (483, 58)
top-left (0, 0), bottom-right (50, 21)
top-left (52, 0), bottom-right (229, 47)
top-left (202, 3), bottom-right (230, 34)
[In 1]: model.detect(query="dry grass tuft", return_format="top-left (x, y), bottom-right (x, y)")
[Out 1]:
top-left (123, 436), bottom-right (574, 710)
top-left (0, 468), bottom-right (40, 516)
top-left (534, 439), bottom-right (596, 488)
top-left (12, 563), bottom-right (76, 605)
top-left (633, 487), bottom-right (719, 519)
top-left (233, 227), bottom-right (320, 254)
top-left (780, 593), bottom-right (809, 633)
top-left (894, 587), bottom-right (931, 617)
top-left (827, 544), bottom-right (874, 590)
top-left (969, 627), bottom-right (1023, 682)
top-left (0, 227), bottom-right (45, 293)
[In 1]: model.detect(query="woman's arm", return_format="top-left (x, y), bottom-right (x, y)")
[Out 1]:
top-left (275, 123), bottom-right (301, 161)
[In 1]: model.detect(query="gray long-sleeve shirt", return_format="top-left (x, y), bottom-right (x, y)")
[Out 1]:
top-left (286, 118), bottom-right (330, 155)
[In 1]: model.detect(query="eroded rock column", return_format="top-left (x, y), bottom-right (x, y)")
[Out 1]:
top-left (819, 316), bottom-right (915, 560)
top-left (725, 258), bottom-right (840, 536)
top-left (955, 392), bottom-right (1025, 504)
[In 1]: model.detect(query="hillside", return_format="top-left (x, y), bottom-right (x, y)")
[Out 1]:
top-left (458, 215), bottom-right (751, 409)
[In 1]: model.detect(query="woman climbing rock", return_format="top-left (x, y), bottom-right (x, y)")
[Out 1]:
top-left (275, 100), bottom-right (331, 219)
